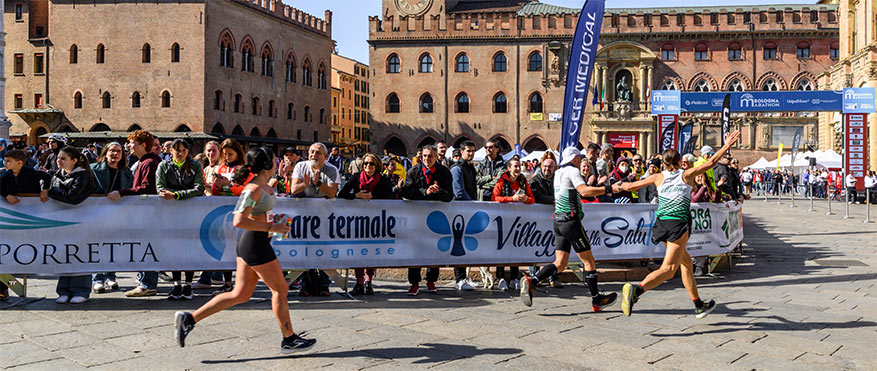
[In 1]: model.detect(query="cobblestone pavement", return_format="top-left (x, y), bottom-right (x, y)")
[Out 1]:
top-left (1, 200), bottom-right (876, 370)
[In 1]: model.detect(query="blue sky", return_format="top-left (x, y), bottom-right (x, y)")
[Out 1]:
top-left (287, 0), bottom-right (817, 63)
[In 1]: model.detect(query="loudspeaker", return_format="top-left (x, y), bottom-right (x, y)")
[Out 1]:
top-left (809, 157), bottom-right (817, 167)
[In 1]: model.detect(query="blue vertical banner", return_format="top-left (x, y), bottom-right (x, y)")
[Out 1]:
top-left (678, 124), bottom-right (693, 154)
top-left (559, 0), bottom-right (605, 156)
top-left (720, 94), bottom-right (731, 146)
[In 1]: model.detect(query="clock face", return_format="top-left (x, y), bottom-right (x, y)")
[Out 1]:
top-left (395, 0), bottom-right (432, 16)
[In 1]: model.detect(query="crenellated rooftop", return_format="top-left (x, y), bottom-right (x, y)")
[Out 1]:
top-left (232, 0), bottom-right (332, 38)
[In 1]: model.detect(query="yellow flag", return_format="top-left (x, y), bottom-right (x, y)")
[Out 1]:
top-left (776, 143), bottom-right (783, 170)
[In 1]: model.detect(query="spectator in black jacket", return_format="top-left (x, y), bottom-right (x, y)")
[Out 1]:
top-left (400, 145), bottom-right (452, 295)
top-left (529, 154), bottom-right (557, 205)
top-left (338, 153), bottom-right (394, 295)
top-left (41, 134), bottom-right (67, 173)
top-left (49, 147), bottom-right (95, 304)
top-left (449, 141), bottom-right (478, 291)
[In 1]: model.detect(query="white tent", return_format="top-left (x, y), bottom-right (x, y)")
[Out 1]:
top-left (503, 149), bottom-right (529, 162)
top-left (521, 150), bottom-right (545, 162)
top-left (816, 150), bottom-right (843, 169)
top-left (444, 146), bottom-right (455, 159)
top-left (473, 147), bottom-right (487, 162)
top-left (747, 157), bottom-right (770, 169)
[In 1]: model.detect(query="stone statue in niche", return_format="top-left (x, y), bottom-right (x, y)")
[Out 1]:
top-left (550, 54), bottom-right (560, 73)
top-left (616, 76), bottom-right (632, 102)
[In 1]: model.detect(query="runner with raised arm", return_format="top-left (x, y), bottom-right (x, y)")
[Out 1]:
top-left (618, 130), bottom-right (741, 319)
top-left (520, 147), bottom-right (621, 311)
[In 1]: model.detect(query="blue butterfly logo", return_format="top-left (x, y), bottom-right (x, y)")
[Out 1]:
top-left (426, 211), bottom-right (490, 256)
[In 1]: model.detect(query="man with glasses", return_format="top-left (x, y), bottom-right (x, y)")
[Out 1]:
top-left (714, 152), bottom-right (736, 201)
top-left (630, 154), bottom-right (646, 202)
top-left (476, 141), bottom-right (505, 201)
top-left (41, 134), bottom-right (67, 173)
top-left (450, 141), bottom-right (478, 291)
top-left (401, 145), bottom-right (453, 295)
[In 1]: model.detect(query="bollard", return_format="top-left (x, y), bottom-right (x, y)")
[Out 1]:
top-left (808, 184), bottom-right (815, 212)
top-left (865, 189), bottom-right (874, 224)
top-left (827, 187), bottom-right (835, 215)
top-left (763, 184), bottom-right (769, 202)
top-left (843, 188), bottom-right (851, 219)
top-left (790, 185), bottom-right (796, 208)
top-left (777, 188), bottom-right (783, 205)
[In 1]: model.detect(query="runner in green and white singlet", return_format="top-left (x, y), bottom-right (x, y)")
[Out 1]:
top-left (619, 130), bottom-right (741, 319)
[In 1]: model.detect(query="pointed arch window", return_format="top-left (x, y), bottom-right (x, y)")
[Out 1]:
top-left (455, 54), bottom-right (469, 72)
top-left (386, 93), bottom-right (400, 113)
top-left (761, 78), bottom-right (779, 91)
top-left (261, 45), bottom-right (273, 77)
top-left (728, 79), bottom-right (745, 91)
top-left (387, 53), bottom-right (401, 73)
top-left (285, 55), bottom-right (296, 83)
top-left (303, 59), bottom-right (312, 86)
top-left (493, 52), bottom-right (507, 72)
top-left (455, 93), bottom-right (469, 113)
top-left (528, 52), bottom-right (542, 71)
top-left (318, 64), bottom-right (327, 89)
top-left (661, 79), bottom-right (678, 90)
top-left (219, 34), bottom-right (234, 68)
top-left (420, 93), bottom-right (434, 113)
top-left (529, 93), bottom-right (543, 113)
top-left (241, 41), bottom-right (255, 73)
top-left (693, 79), bottom-right (710, 92)
top-left (419, 54), bottom-right (433, 73)
top-left (493, 92), bottom-right (507, 113)
top-left (796, 78), bottom-right (815, 91)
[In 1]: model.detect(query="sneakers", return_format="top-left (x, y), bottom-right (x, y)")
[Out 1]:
top-left (92, 282), bottom-right (106, 294)
top-left (425, 282), bottom-right (437, 293)
top-left (407, 284), bottom-right (420, 296)
top-left (181, 285), bottom-right (193, 300)
top-left (350, 283), bottom-right (365, 296)
top-left (69, 296), bottom-right (88, 304)
top-left (56, 295), bottom-right (70, 304)
top-left (190, 282), bottom-right (212, 290)
top-left (105, 279), bottom-right (119, 291)
top-left (125, 287), bottom-right (157, 297)
top-left (174, 311), bottom-right (196, 348)
top-left (512, 279), bottom-right (521, 291)
top-left (695, 300), bottom-right (717, 319)
top-left (520, 276), bottom-right (534, 307)
top-left (168, 285), bottom-right (183, 300)
top-left (497, 279), bottom-right (508, 291)
top-left (455, 279), bottom-right (474, 291)
top-left (364, 282), bottom-right (374, 295)
top-left (591, 292), bottom-right (617, 312)
top-left (158, 272), bottom-right (173, 282)
top-left (288, 279), bottom-right (302, 291)
top-left (211, 284), bottom-right (233, 297)
top-left (281, 333), bottom-right (317, 354)
top-left (621, 283), bottom-right (638, 317)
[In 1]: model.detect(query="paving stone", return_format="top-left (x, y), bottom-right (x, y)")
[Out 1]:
top-left (0, 341), bottom-right (60, 368)
top-left (3, 357), bottom-right (89, 371)
top-left (27, 330), bottom-right (102, 351)
top-left (52, 343), bottom-right (138, 367)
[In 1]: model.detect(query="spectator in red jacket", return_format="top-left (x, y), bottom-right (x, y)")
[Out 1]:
top-left (491, 158), bottom-right (534, 291)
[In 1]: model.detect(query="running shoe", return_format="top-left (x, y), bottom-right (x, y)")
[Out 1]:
top-left (211, 284), bottom-right (233, 297)
top-left (190, 282), bottom-right (212, 290)
top-left (407, 284), bottom-right (420, 296)
top-left (497, 279), bottom-right (508, 292)
top-left (350, 283), bottom-right (365, 296)
top-left (364, 282), bottom-right (374, 295)
top-left (591, 292), bottom-right (617, 312)
top-left (181, 285), bottom-right (193, 300)
top-left (105, 279), bottom-right (119, 291)
top-left (621, 283), bottom-right (638, 317)
top-left (168, 285), bottom-right (183, 300)
top-left (281, 333), bottom-right (316, 354)
top-left (520, 276), bottom-right (534, 307)
top-left (174, 311), bottom-right (195, 347)
top-left (92, 282), bottom-right (106, 294)
top-left (425, 282), bottom-right (437, 293)
top-left (695, 300), bottom-right (717, 319)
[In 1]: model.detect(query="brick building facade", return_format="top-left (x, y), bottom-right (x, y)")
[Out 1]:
top-left (369, 0), bottom-right (838, 161)
top-left (820, 0), bottom-right (877, 171)
top-left (4, 0), bottom-right (332, 147)
top-left (331, 53), bottom-right (370, 154)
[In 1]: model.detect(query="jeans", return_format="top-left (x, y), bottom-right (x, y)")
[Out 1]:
top-left (496, 266), bottom-right (520, 282)
top-left (137, 271), bottom-right (158, 289)
top-left (408, 267), bottom-right (439, 285)
top-left (57, 275), bottom-right (91, 298)
top-left (92, 272), bottom-right (116, 283)
top-left (453, 267), bottom-right (467, 281)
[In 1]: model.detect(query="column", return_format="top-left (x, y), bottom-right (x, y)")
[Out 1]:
top-left (601, 67), bottom-right (609, 103)
top-left (597, 131), bottom-right (606, 145)
top-left (645, 66), bottom-right (653, 111)
top-left (639, 66), bottom-right (647, 103)
top-left (638, 131), bottom-right (647, 155)
top-left (645, 131), bottom-right (653, 155)
top-left (595, 66), bottom-right (603, 109)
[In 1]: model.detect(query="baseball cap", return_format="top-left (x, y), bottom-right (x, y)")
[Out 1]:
top-left (284, 147), bottom-right (300, 156)
top-left (560, 147), bottom-right (581, 166)
top-left (700, 146), bottom-right (715, 156)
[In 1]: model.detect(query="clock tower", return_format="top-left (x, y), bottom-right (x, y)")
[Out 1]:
top-left (383, 0), bottom-right (451, 19)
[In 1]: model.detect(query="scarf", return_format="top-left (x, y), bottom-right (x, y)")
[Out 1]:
top-left (359, 171), bottom-right (380, 193)
top-left (422, 165), bottom-right (435, 185)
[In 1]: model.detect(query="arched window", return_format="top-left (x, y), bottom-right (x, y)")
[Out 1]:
top-left (102, 91), bottom-right (111, 108)
top-left (286, 54), bottom-right (296, 83)
top-left (796, 78), bottom-right (815, 91)
top-left (303, 59), bottom-right (312, 86)
top-left (419, 53), bottom-right (433, 73)
top-left (73, 92), bottom-right (82, 109)
top-left (220, 33), bottom-right (234, 68)
top-left (96, 44), bottom-right (105, 64)
top-left (493, 92), bottom-right (507, 113)
top-left (142, 43), bottom-right (151, 63)
top-left (386, 93), bottom-right (400, 113)
top-left (211, 123), bottom-right (225, 134)
top-left (455, 53), bottom-right (469, 72)
top-left (287, 102), bottom-right (294, 119)
top-left (528, 52), bottom-right (542, 71)
top-left (241, 40), bottom-right (255, 72)
top-left (693, 79), bottom-right (710, 92)
top-left (529, 93), bottom-right (543, 113)
top-left (761, 78), bottom-right (779, 91)
top-left (91, 123), bottom-right (111, 132)
top-left (763, 41), bottom-right (778, 60)
top-left (420, 93), bottom-right (434, 113)
top-left (132, 91), bottom-right (141, 108)
top-left (161, 91), bottom-right (171, 108)
top-left (232, 125), bottom-right (244, 135)
top-left (234, 94), bottom-right (242, 113)
top-left (304, 106), bottom-right (311, 121)
top-left (214, 90), bottom-right (223, 110)
top-left (127, 124), bottom-right (142, 132)
top-left (261, 44), bottom-right (273, 77)
top-left (318, 64), bottom-right (327, 89)
top-left (455, 93), bottom-right (469, 113)
top-left (268, 100), bottom-right (275, 117)
top-left (694, 43), bottom-right (709, 61)
top-left (493, 52), bottom-right (507, 72)
top-left (661, 79), bottom-right (678, 90)
top-left (252, 97), bottom-right (260, 115)
top-left (171, 43), bottom-right (181, 63)
top-left (661, 43), bottom-right (675, 60)
top-left (250, 127), bottom-right (261, 137)
top-left (728, 42), bottom-right (742, 60)
top-left (387, 53), bottom-right (400, 73)
top-left (728, 78), bottom-right (745, 91)
top-left (796, 41), bottom-right (811, 59)
top-left (175, 125), bottom-right (191, 133)
top-left (69, 44), bottom-right (78, 64)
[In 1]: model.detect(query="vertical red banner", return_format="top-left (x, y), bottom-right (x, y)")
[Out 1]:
top-left (658, 114), bottom-right (678, 152)
top-left (845, 113), bottom-right (869, 189)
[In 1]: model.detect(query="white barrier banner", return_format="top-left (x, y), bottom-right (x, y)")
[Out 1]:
top-left (0, 197), bottom-right (743, 274)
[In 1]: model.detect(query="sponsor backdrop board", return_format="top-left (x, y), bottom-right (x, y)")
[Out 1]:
top-left (0, 197), bottom-right (743, 274)
top-left (680, 91), bottom-right (844, 112)
top-left (845, 113), bottom-right (869, 188)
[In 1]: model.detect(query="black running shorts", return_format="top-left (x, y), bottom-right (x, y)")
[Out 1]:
top-left (553, 215), bottom-right (591, 253)
top-left (651, 218), bottom-right (691, 244)
top-left (237, 230), bottom-right (277, 266)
